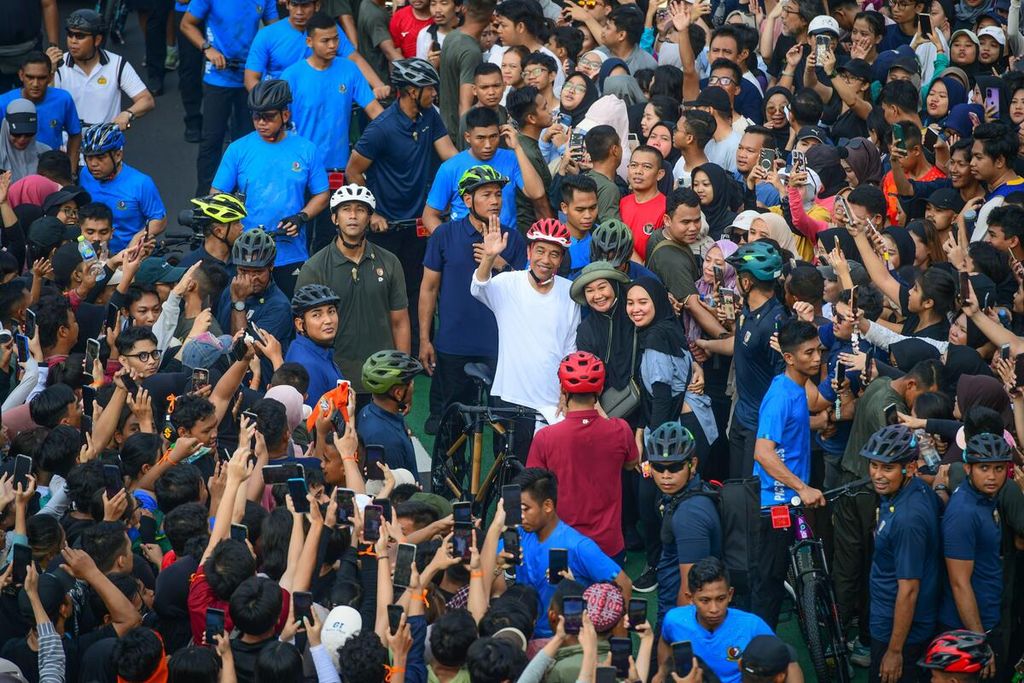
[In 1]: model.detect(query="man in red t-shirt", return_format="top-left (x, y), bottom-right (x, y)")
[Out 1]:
top-left (619, 146), bottom-right (667, 259)
top-left (389, 0), bottom-right (433, 57)
top-left (526, 352), bottom-right (638, 560)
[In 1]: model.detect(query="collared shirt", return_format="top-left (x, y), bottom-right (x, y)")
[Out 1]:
top-left (186, 0), bottom-right (278, 88)
top-left (79, 161), bottom-right (166, 253)
top-left (55, 50), bottom-right (147, 125)
top-left (655, 476), bottom-right (722, 619)
top-left (176, 245), bottom-right (234, 277)
top-left (0, 87), bottom-right (81, 150)
top-left (296, 241), bottom-right (407, 394)
top-left (215, 281), bottom-right (293, 353)
top-left (284, 333), bottom-right (345, 407)
top-left (422, 217), bottom-right (526, 357)
top-left (870, 477), bottom-right (942, 644)
top-left (356, 401), bottom-right (417, 474)
top-left (661, 606), bottom-right (772, 683)
top-left (733, 297), bottom-right (786, 430)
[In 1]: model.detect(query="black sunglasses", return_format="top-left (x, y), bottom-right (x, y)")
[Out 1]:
top-left (66, 30), bottom-right (94, 39)
top-left (649, 461), bottom-right (687, 473)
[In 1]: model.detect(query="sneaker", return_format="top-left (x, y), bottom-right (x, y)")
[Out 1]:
top-left (848, 641), bottom-right (870, 668)
top-left (165, 46), bottom-right (179, 71)
top-left (632, 567), bottom-right (658, 593)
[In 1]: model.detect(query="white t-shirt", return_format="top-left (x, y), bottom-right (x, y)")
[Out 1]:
top-left (469, 269), bottom-right (580, 420)
top-left (55, 50), bottom-right (147, 126)
top-left (415, 25), bottom-right (448, 59)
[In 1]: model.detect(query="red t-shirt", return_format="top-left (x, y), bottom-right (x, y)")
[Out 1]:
top-left (619, 192), bottom-right (666, 261)
top-left (389, 7), bottom-right (432, 58)
top-left (526, 409), bottom-right (638, 556)
top-left (187, 565), bottom-right (291, 643)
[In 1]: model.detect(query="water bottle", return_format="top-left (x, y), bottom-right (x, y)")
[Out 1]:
top-left (916, 429), bottom-right (941, 474)
top-left (76, 236), bottom-right (107, 283)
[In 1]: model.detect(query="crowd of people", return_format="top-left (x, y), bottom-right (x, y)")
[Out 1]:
top-left (1, 0), bottom-right (1024, 681)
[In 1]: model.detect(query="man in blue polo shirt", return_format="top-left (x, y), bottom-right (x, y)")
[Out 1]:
top-left (216, 227), bottom-right (293, 350)
top-left (211, 79), bottom-right (330, 297)
top-left (859, 424), bottom-right (941, 683)
top-left (181, 0), bottom-right (278, 196)
top-left (941, 433), bottom-right (1012, 650)
top-left (661, 557), bottom-right (778, 683)
top-left (78, 123), bottom-right (167, 254)
top-left (0, 52), bottom-right (81, 172)
top-left (284, 284), bottom-right (344, 407)
top-left (496, 467), bottom-right (632, 639)
top-left (418, 164), bottom-right (526, 422)
top-left (423, 106), bottom-right (547, 231)
top-left (752, 319), bottom-right (824, 629)
top-left (357, 350), bottom-right (424, 475)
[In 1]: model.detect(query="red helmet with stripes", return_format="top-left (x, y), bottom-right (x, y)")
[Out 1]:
top-left (526, 218), bottom-right (571, 248)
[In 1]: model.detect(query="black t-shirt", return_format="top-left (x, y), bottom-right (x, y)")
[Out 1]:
top-left (61, 515), bottom-right (97, 549)
top-left (231, 636), bottom-right (277, 683)
top-left (898, 283), bottom-right (950, 341)
top-left (1, 634), bottom-right (80, 683)
top-left (78, 635), bottom-right (118, 683)
top-left (829, 107), bottom-right (869, 144)
top-left (154, 555), bottom-right (200, 655)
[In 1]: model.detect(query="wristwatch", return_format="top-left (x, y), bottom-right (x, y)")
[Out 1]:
top-left (201, 40), bottom-right (212, 52)
top-left (232, 300), bottom-right (246, 312)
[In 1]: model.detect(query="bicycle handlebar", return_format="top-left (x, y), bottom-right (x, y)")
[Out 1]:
top-left (786, 477), bottom-right (871, 507)
top-left (451, 402), bottom-right (542, 419)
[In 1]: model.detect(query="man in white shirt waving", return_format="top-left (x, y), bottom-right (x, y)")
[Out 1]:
top-left (471, 213), bottom-right (580, 460)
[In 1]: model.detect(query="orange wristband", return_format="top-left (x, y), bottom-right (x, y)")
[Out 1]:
top-left (470, 571), bottom-right (484, 578)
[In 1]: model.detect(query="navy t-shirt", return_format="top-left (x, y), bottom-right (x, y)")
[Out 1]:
top-left (733, 297), bottom-right (787, 431)
top-left (656, 476), bottom-right (722, 621)
top-left (941, 481), bottom-right (1005, 630)
top-left (356, 402), bottom-right (418, 475)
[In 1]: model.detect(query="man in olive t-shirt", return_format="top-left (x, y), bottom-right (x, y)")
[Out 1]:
top-left (439, 28), bottom-right (483, 142)
top-left (357, 0), bottom-right (399, 83)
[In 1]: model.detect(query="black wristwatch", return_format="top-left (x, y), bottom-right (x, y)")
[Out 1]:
top-left (201, 40), bottom-right (212, 52)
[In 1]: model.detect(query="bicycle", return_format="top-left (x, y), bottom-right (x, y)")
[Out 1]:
top-left (95, 0), bottom-right (130, 45)
top-left (430, 362), bottom-right (542, 521)
top-left (779, 477), bottom-right (870, 683)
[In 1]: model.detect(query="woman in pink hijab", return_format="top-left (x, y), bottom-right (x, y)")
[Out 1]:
top-left (9, 175), bottom-right (60, 209)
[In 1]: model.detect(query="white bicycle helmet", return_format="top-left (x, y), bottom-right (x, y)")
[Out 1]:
top-left (330, 184), bottom-right (376, 213)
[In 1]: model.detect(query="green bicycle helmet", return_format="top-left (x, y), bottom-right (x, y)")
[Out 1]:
top-left (458, 165), bottom-right (509, 196)
top-left (645, 421), bottom-right (697, 463)
top-left (362, 350), bottom-right (424, 394)
top-left (590, 219), bottom-right (635, 268)
top-left (232, 228), bottom-right (277, 268)
top-left (962, 433), bottom-right (1013, 463)
top-left (190, 193), bottom-right (247, 225)
top-left (291, 284), bottom-right (340, 316)
top-left (859, 424), bottom-right (919, 464)
top-left (725, 241), bottom-right (783, 282)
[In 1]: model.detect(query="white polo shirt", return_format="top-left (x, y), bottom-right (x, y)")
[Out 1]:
top-left (54, 50), bottom-right (147, 126)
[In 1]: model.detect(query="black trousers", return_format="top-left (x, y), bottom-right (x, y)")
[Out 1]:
top-left (833, 486), bottom-right (878, 644)
top-left (196, 84), bottom-right (251, 196)
top-left (367, 227), bottom-right (426, 357)
top-left (752, 517), bottom-right (791, 630)
top-left (491, 396), bottom-right (537, 464)
top-left (869, 639), bottom-right (927, 683)
top-left (272, 264), bottom-right (300, 299)
top-left (175, 10), bottom-right (203, 132)
top-left (728, 420), bottom-right (757, 480)
top-left (141, 0), bottom-right (173, 86)
top-left (434, 352), bottom-right (495, 415)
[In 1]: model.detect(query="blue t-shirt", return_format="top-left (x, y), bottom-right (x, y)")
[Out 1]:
top-left (354, 101), bottom-right (449, 221)
top-left (422, 217), bottom-right (527, 357)
top-left (282, 58), bottom-right (375, 170)
top-left (0, 87), bottom-right (80, 151)
top-left (567, 233), bottom-right (592, 278)
top-left (869, 477), bottom-right (941, 644)
top-left (986, 177), bottom-right (1024, 201)
top-left (661, 606), bottom-right (773, 683)
top-left (356, 402), bottom-right (418, 475)
top-left (79, 162), bottom-right (166, 253)
top-left (627, 261), bottom-right (661, 282)
top-left (186, 0), bottom-right (278, 87)
top-left (246, 19), bottom-right (355, 80)
top-left (940, 482), bottom-right (1004, 630)
top-left (733, 298), bottom-right (787, 432)
top-left (879, 23), bottom-right (914, 52)
top-left (512, 521), bottom-right (621, 638)
top-left (212, 131), bottom-right (329, 266)
top-left (426, 149), bottom-right (525, 228)
top-left (284, 334), bottom-right (345, 408)
top-left (731, 170), bottom-right (780, 207)
top-left (655, 477), bottom-right (722, 621)
top-left (754, 373), bottom-right (811, 507)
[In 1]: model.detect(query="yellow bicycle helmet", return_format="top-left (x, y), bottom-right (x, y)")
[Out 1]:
top-left (190, 193), bottom-right (247, 225)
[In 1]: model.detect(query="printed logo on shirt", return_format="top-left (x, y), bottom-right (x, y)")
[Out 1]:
top-left (338, 83), bottom-right (347, 93)
top-left (726, 647), bottom-right (741, 662)
top-left (643, 223), bottom-right (654, 235)
top-left (292, 161), bottom-right (302, 172)
top-left (97, 76), bottom-right (108, 85)
top-left (117, 201), bottom-right (127, 210)
top-left (742, 330), bottom-right (751, 345)
top-left (49, 119), bottom-right (58, 129)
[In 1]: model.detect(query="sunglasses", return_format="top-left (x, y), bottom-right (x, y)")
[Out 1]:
top-left (251, 111), bottom-right (280, 122)
top-left (576, 0), bottom-right (597, 7)
top-left (649, 461), bottom-right (687, 473)
top-left (10, 132), bottom-right (33, 139)
top-left (66, 30), bottom-right (94, 39)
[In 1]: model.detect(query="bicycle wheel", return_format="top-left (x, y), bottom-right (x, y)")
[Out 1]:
top-left (799, 573), bottom-right (852, 683)
top-left (477, 449), bottom-right (523, 524)
top-left (429, 403), bottom-right (471, 499)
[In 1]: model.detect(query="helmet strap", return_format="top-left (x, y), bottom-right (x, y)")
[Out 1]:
top-left (529, 268), bottom-right (554, 287)
top-left (340, 233), bottom-right (365, 250)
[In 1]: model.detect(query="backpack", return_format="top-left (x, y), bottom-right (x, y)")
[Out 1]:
top-left (661, 477), bottom-right (761, 596)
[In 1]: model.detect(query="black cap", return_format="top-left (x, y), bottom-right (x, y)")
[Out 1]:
top-left (741, 636), bottom-right (792, 677)
top-left (889, 55), bottom-right (921, 76)
top-left (41, 186), bottom-right (92, 216)
top-left (17, 567), bottom-right (76, 623)
top-left (796, 125), bottom-right (829, 143)
top-left (926, 187), bottom-right (965, 212)
top-left (6, 98), bottom-right (37, 136)
top-left (839, 58), bottom-right (872, 82)
top-left (688, 86), bottom-right (732, 114)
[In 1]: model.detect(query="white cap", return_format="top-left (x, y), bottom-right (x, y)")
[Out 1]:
top-left (730, 210), bottom-right (762, 232)
top-left (365, 468), bottom-right (417, 496)
top-left (978, 26), bottom-right (1006, 45)
top-left (321, 606), bottom-right (362, 668)
top-left (808, 16), bottom-right (840, 36)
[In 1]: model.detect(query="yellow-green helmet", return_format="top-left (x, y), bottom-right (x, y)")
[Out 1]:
top-left (190, 193), bottom-right (247, 224)
top-left (361, 350), bottom-right (424, 394)
top-left (458, 165), bottom-right (509, 196)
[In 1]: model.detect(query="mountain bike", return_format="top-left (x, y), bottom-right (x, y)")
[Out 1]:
top-left (430, 362), bottom-right (541, 521)
top-left (95, 0), bottom-right (131, 45)
top-left (781, 477), bottom-right (869, 683)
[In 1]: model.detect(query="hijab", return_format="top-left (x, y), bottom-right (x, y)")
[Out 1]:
top-left (692, 163), bottom-right (743, 239)
top-left (955, 0), bottom-right (994, 27)
top-left (687, 240), bottom-right (737, 344)
top-left (0, 122), bottom-right (51, 184)
top-left (943, 345), bottom-right (993, 393)
top-left (841, 138), bottom-right (883, 187)
top-left (806, 145), bottom-right (846, 198)
top-left (756, 212), bottom-right (800, 259)
top-left (8, 174), bottom-right (60, 209)
top-left (816, 227), bottom-right (863, 263)
top-left (575, 278), bottom-right (637, 391)
top-left (956, 374), bottom-right (1013, 430)
top-left (925, 76), bottom-right (968, 124)
top-left (882, 227), bottom-right (916, 268)
top-left (562, 73), bottom-right (599, 127)
top-left (628, 277), bottom-right (689, 359)
top-left (597, 58), bottom-right (630, 92)
top-left (603, 74), bottom-right (645, 105)
top-left (974, 75), bottom-right (1010, 122)
top-left (944, 103), bottom-right (985, 137)
top-left (762, 86), bottom-right (793, 150)
top-left (581, 95), bottom-right (631, 179)
top-left (890, 338), bottom-right (942, 370)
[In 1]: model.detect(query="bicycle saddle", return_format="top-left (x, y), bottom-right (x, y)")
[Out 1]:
top-left (464, 362), bottom-right (494, 386)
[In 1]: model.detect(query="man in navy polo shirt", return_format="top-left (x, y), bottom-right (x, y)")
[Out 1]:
top-left (418, 163), bottom-right (526, 422)
top-left (860, 425), bottom-right (941, 683)
top-left (181, 0), bottom-right (278, 196)
top-left (941, 433), bottom-right (1013, 670)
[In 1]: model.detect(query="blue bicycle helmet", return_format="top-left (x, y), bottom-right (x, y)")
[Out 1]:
top-left (962, 433), bottom-right (1013, 463)
top-left (859, 424), bottom-right (919, 463)
top-left (82, 123), bottom-right (125, 155)
top-left (725, 241), bottom-right (783, 282)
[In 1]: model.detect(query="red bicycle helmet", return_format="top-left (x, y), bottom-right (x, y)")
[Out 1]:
top-left (526, 218), bottom-right (571, 247)
top-left (558, 352), bottom-right (606, 394)
top-left (918, 631), bottom-right (993, 673)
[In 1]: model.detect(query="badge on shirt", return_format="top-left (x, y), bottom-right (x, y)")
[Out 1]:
top-left (643, 223), bottom-right (654, 235)
top-left (117, 200), bottom-right (127, 210)
top-left (726, 647), bottom-right (742, 662)
top-left (376, 267), bottom-right (384, 282)
top-left (97, 76), bottom-right (108, 85)
top-left (49, 119), bottom-right (58, 129)
top-left (338, 83), bottom-right (347, 93)
top-left (291, 161), bottom-right (302, 172)
top-left (743, 330), bottom-right (751, 345)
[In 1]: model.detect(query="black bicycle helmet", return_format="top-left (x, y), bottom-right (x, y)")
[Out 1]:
top-left (859, 424), bottom-right (919, 464)
top-left (291, 284), bottom-right (340, 316)
top-left (391, 58), bottom-right (440, 89)
top-left (590, 219), bottom-right (634, 268)
top-left (66, 8), bottom-right (104, 34)
top-left (644, 421), bottom-right (697, 463)
top-left (962, 433), bottom-right (1013, 463)
top-left (362, 350), bottom-right (424, 394)
top-left (918, 631), bottom-right (993, 673)
top-left (248, 79), bottom-right (292, 112)
top-left (232, 228), bottom-right (277, 268)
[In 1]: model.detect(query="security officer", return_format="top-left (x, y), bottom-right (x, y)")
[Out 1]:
top-left (860, 425), bottom-right (941, 683)
top-left (646, 420), bottom-right (722, 668)
top-left (940, 433), bottom-right (1013, 679)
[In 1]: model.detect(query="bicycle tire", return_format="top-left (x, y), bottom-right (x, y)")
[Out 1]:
top-left (799, 574), bottom-right (852, 683)
top-left (429, 403), bottom-right (471, 499)
top-left (477, 453), bottom-right (523, 524)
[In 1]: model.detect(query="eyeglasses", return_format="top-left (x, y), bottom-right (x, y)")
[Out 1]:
top-left (562, 83), bottom-right (587, 94)
top-left (251, 111), bottom-right (280, 122)
top-left (578, 57), bottom-right (603, 69)
top-left (124, 349), bottom-right (162, 363)
top-left (523, 67), bottom-right (550, 77)
top-left (576, 0), bottom-right (597, 7)
top-left (708, 75), bottom-right (735, 86)
top-left (65, 30), bottom-right (93, 39)
top-left (58, 206), bottom-right (78, 218)
top-left (649, 461), bottom-right (688, 473)
top-left (833, 311), bottom-right (847, 322)
top-left (889, 0), bottom-right (917, 6)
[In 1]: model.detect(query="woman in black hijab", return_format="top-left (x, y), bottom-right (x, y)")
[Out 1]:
top-left (691, 163), bottom-right (745, 240)
top-left (558, 72), bottom-right (599, 127)
top-left (762, 86), bottom-right (793, 152)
